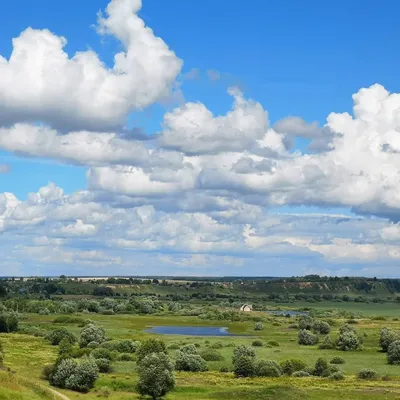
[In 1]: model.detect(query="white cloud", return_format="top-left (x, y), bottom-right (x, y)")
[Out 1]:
top-left (0, 164), bottom-right (10, 173)
top-left (0, 0), bottom-right (182, 131)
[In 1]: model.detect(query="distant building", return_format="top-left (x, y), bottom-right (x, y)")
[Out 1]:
top-left (240, 304), bottom-right (253, 312)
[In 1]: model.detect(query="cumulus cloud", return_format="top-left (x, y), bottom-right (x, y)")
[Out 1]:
top-left (0, 0), bottom-right (182, 131)
top-left (0, 164), bottom-right (10, 173)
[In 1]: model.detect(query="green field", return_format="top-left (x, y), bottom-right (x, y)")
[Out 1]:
top-left (2, 305), bottom-right (400, 399)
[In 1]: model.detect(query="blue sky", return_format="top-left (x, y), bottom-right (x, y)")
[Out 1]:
top-left (0, 0), bottom-right (399, 276)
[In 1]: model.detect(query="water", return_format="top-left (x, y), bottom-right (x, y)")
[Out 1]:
top-left (144, 326), bottom-right (242, 336)
top-left (266, 310), bottom-right (309, 317)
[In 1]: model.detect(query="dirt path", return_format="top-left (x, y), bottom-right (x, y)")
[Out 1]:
top-left (47, 386), bottom-right (72, 400)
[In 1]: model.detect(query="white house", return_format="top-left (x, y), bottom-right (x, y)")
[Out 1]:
top-left (240, 304), bottom-right (253, 312)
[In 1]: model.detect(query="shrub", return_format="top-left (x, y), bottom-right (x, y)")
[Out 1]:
top-left (42, 364), bottom-right (54, 380)
top-left (116, 353), bottom-right (134, 361)
top-left (292, 370), bottom-right (310, 377)
top-left (58, 338), bottom-right (74, 357)
top-left (219, 365), bottom-right (229, 373)
top-left (318, 335), bottom-right (334, 350)
top-left (137, 353), bottom-right (175, 399)
top-left (233, 356), bottom-right (255, 378)
top-left (200, 349), bottom-right (224, 361)
top-left (358, 368), bottom-right (378, 380)
top-left (313, 321), bottom-right (331, 335)
top-left (178, 344), bottom-right (198, 355)
top-left (298, 329), bottom-right (318, 346)
top-left (50, 358), bottom-right (78, 387)
top-left (255, 360), bottom-right (282, 377)
top-left (17, 325), bottom-right (47, 337)
top-left (64, 357), bottom-right (99, 392)
top-left (0, 311), bottom-right (19, 333)
top-left (298, 315), bottom-right (313, 330)
top-left (329, 371), bottom-right (345, 380)
top-left (175, 351), bottom-right (208, 372)
top-left (137, 339), bottom-right (167, 362)
top-left (95, 358), bottom-right (112, 373)
top-left (97, 386), bottom-right (111, 398)
top-left (380, 328), bottom-right (400, 352)
top-left (330, 356), bottom-right (345, 365)
top-left (267, 340), bottom-right (279, 347)
top-left (313, 358), bottom-right (329, 377)
top-left (232, 345), bottom-right (255, 365)
top-left (209, 342), bottom-right (223, 349)
top-left (79, 324), bottom-right (106, 348)
top-left (336, 330), bottom-right (361, 351)
top-left (100, 339), bottom-right (137, 353)
top-left (280, 359), bottom-right (307, 375)
top-left (252, 340), bottom-right (263, 347)
top-left (387, 340), bottom-right (400, 364)
top-left (87, 341), bottom-right (100, 349)
top-left (91, 348), bottom-right (113, 361)
top-left (254, 322), bottom-right (263, 331)
top-left (46, 328), bottom-right (76, 346)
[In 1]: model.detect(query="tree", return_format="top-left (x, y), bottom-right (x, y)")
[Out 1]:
top-left (233, 355), bottom-right (255, 378)
top-left (46, 328), bottom-right (76, 346)
top-left (137, 339), bottom-right (167, 362)
top-left (0, 311), bottom-right (19, 332)
top-left (387, 340), bottom-right (400, 365)
top-left (336, 330), bottom-right (361, 351)
top-left (232, 345), bottom-right (255, 364)
top-left (175, 351), bottom-right (208, 372)
top-left (313, 358), bottom-right (329, 376)
top-left (298, 315), bottom-right (313, 330)
top-left (137, 353), bottom-right (175, 400)
top-left (313, 321), bottom-right (331, 335)
top-left (79, 324), bottom-right (106, 348)
top-left (380, 328), bottom-right (400, 352)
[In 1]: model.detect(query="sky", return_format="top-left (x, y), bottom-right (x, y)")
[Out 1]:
top-left (0, 0), bottom-right (400, 277)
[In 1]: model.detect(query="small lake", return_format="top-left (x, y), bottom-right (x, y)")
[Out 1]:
top-left (266, 310), bottom-right (309, 317)
top-left (145, 326), bottom-right (243, 336)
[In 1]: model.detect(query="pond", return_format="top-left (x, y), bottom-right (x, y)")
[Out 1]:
top-left (144, 326), bottom-right (244, 336)
top-left (266, 310), bottom-right (309, 317)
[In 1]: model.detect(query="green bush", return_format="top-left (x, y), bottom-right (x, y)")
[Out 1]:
top-left (50, 358), bottom-right (78, 387)
top-left (91, 348), bottom-right (113, 361)
top-left (313, 358), bottom-right (329, 377)
top-left (387, 340), bottom-right (400, 364)
top-left (64, 357), bottom-right (99, 392)
top-left (46, 328), bottom-right (76, 346)
top-left (175, 351), bottom-right (208, 372)
top-left (232, 345), bottom-right (255, 365)
top-left (137, 339), bottom-right (167, 362)
top-left (95, 358), bottom-right (112, 373)
top-left (252, 339), bottom-right (263, 347)
top-left (219, 365), bottom-right (229, 373)
top-left (329, 371), bottom-right (345, 380)
top-left (330, 356), bottom-right (345, 364)
top-left (254, 360), bottom-right (282, 377)
top-left (298, 315), bottom-right (313, 330)
top-left (137, 353), bottom-right (175, 399)
top-left (0, 311), bottom-right (19, 333)
top-left (318, 335), bottom-right (334, 349)
top-left (233, 356), bottom-right (255, 378)
top-left (358, 368), bottom-right (378, 380)
top-left (292, 370), bottom-right (310, 377)
top-left (209, 342), bottom-right (223, 349)
top-left (254, 322), bottom-right (263, 331)
top-left (298, 329), bottom-right (318, 345)
top-left (79, 324), bottom-right (106, 348)
top-left (100, 339), bottom-right (137, 353)
top-left (267, 340), bottom-right (279, 347)
top-left (200, 348), bottom-right (224, 361)
top-left (58, 338), bottom-right (74, 357)
top-left (380, 328), bottom-right (400, 352)
top-left (280, 359), bottom-right (307, 375)
top-left (313, 321), bottom-right (331, 335)
top-left (116, 353), bottom-right (134, 361)
top-left (336, 330), bottom-right (361, 351)
top-left (178, 344), bottom-right (198, 355)
top-left (41, 364), bottom-right (54, 380)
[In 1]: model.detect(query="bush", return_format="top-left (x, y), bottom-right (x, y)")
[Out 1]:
top-left (17, 325), bottom-right (47, 337)
top-left (64, 357), bottom-right (99, 392)
top-left (313, 321), bottom-right (331, 335)
top-left (330, 356), bottom-right (345, 365)
top-left (42, 364), bottom-right (54, 380)
top-left (200, 349), bottom-right (224, 361)
top-left (95, 358), bottom-right (112, 373)
top-left (219, 365), bottom-right (229, 373)
top-left (91, 348), bottom-right (113, 361)
top-left (116, 353), bottom-right (134, 361)
top-left (137, 353), bottom-right (175, 399)
top-left (79, 324), bottom-right (106, 348)
top-left (280, 359), bottom-right (307, 375)
top-left (387, 340), bottom-right (400, 364)
top-left (46, 328), bottom-right (76, 346)
top-left (298, 329), bottom-right (318, 346)
top-left (209, 342), bottom-right (223, 349)
top-left (175, 351), bottom-right (208, 372)
top-left (298, 315), bottom-right (313, 330)
top-left (267, 340), bottom-right (279, 347)
top-left (252, 340), bottom-right (263, 347)
top-left (254, 360), bottom-right (282, 377)
top-left (137, 339), bottom-right (167, 362)
top-left (178, 344), bottom-right (198, 355)
top-left (329, 371), bottom-right (345, 380)
top-left (292, 370), bottom-right (310, 377)
top-left (318, 335), bottom-right (334, 350)
top-left (100, 339), bottom-right (137, 353)
top-left (233, 356), bottom-right (255, 378)
top-left (336, 330), bottom-right (361, 351)
top-left (358, 368), bottom-right (378, 380)
top-left (96, 386), bottom-right (111, 398)
top-left (232, 345), bottom-right (255, 365)
top-left (313, 358), bottom-right (329, 377)
top-left (0, 311), bottom-right (19, 332)
top-left (254, 322), bottom-right (263, 331)
top-left (58, 338), bottom-right (74, 357)
top-left (380, 328), bottom-right (400, 352)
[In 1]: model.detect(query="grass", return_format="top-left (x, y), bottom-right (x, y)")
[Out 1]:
top-left (2, 305), bottom-right (400, 399)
